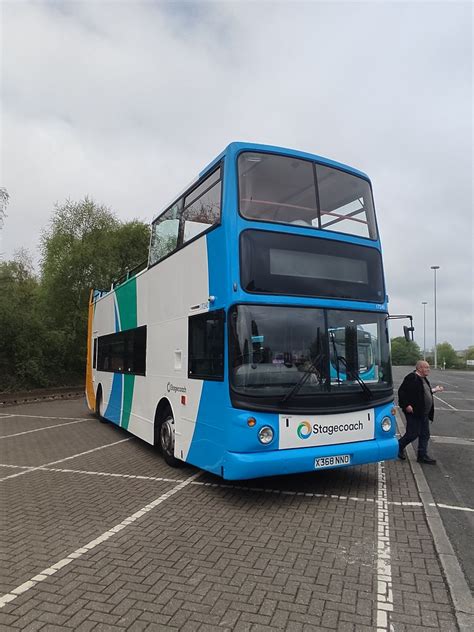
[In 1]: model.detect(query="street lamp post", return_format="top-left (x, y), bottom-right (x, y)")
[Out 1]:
top-left (422, 301), bottom-right (427, 360)
top-left (430, 266), bottom-right (440, 369)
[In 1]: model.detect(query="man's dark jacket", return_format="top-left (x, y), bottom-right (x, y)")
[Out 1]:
top-left (398, 371), bottom-right (434, 421)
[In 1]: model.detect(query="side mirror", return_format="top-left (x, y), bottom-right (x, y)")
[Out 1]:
top-left (403, 325), bottom-right (414, 342)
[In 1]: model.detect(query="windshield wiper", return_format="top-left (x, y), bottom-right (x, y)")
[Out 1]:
top-left (334, 354), bottom-right (373, 400)
top-left (280, 352), bottom-right (324, 403)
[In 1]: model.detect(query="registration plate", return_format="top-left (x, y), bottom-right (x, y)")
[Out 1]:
top-left (314, 455), bottom-right (351, 469)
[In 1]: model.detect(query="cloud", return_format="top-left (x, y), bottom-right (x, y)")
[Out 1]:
top-left (1, 0), bottom-right (472, 348)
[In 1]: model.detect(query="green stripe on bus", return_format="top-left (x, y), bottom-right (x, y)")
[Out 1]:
top-left (116, 278), bottom-right (137, 428)
top-left (121, 374), bottom-right (135, 430)
top-left (116, 278), bottom-right (137, 331)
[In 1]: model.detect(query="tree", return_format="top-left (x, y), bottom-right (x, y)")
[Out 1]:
top-left (436, 342), bottom-right (459, 369)
top-left (465, 346), bottom-right (474, 370)
top-left (390, 337), bottom-right (422, 366)
top-left (465, 346), bottom-right (474, 361)
top-left (40, 197), bottom-right (150, 378)
top-left (0, 250), bottom-right (65, 389)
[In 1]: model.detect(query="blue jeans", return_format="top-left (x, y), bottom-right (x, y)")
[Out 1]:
top-left (399, 413), bottom-right (431, 457)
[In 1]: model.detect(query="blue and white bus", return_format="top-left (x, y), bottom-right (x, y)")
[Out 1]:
top-left (86, 142), bottom-right (397, 480)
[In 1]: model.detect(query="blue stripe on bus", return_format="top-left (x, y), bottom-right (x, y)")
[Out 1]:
top-left (103, 300), bottom-right (123, 425)
top-left (186, 381), bottom-right (228, 476)
top-left (186, 229), bottom-right (232, 474)
top-left (104, 372), bottom-right (123, 425)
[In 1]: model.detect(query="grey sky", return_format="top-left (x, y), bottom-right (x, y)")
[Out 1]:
top-left (1, 1), bottom-right (472, 350)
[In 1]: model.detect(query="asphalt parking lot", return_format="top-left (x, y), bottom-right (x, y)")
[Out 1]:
top-left (0, 391), bottom-right (472, 632)
top-left (393, 366), bottom-right (474, 594)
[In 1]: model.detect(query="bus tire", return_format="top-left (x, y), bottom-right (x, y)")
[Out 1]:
top-left (95, 387), bottom-right (107, 423)
top-left (159, 412), bottom-right (182, 468)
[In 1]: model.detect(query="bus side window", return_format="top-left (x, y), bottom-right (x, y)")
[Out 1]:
top-left (182, 171), bottom-right (221, 244)
top-left (149, 200), bottom-right (182, 265)
top-left (96, 327), bottom-right (147, 376)
top-left (188, 310), bottom-right (225, 380)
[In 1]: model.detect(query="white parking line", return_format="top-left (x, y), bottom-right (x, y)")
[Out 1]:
top-left (0, 438), bottom-right (132, 482)
top-left (0, 414), bottom-right (92, 421)
top-left (0, 471), bottom-right (201, 609)
top-left (436, 503), bottom-right (474, 513)
top-left (434, 395), bottom-right (458, 410)
top-left (435, 375), bottom-right (474, 385)
top-left (431, 435), bottom-right (474, 446)
top-left (1, 462), bottom-right (470, 513)
top-left (37, 466), bottom-right (184, 484)
top-left (0, 464), bottom-right (34, 470)
top-left (0, 419), bottom-right (88, 439)
top-left (376, 461), bottom-right (393, 631)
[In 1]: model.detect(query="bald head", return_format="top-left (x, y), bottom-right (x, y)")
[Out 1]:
top-left (415, 360), bottom-right (430, 376)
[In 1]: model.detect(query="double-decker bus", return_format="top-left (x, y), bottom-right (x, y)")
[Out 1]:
top-left (85, 142), bottom-right (397, 480)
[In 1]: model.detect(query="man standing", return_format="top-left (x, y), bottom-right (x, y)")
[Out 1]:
top-left (398, 360), bottom-right (444, 464)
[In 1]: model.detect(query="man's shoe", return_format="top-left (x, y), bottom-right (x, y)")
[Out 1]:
top-left (398, 450), bottom-right (406, 460)
top-left (417, 455), bottom-right (437, 464)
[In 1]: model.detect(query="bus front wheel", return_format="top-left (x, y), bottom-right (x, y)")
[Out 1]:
top-left (159, 413), bottom-right (182, 468)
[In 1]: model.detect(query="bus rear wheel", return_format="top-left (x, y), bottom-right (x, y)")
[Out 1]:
top-left (159, 413), bottom-right (182, 468)
top-left (95, 388), bottom-right (107, 423)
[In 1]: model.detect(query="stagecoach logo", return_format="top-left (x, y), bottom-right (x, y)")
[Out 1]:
top-left (297, 419), bottom-right (364, 439)
top-left (297, 421), bottom-right (312, 440)
top-left (167, 382), bottom-right (187, 394)
top-left (281, 410), bottom-right (374, 450)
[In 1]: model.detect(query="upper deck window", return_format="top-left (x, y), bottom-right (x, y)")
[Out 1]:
top-left (182, 172), bottom-right (221, 244)
top-left (149, 166), bottom-right (222, 266)
top-left (149, 200), bottom-right (182, 265)
top-left (238, 152), bottom-right (377, 239)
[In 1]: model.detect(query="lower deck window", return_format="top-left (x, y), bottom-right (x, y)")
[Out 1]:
top-left (97, 326), bottom-right (147, 375)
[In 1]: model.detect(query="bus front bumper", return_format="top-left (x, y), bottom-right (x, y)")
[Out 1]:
top-left (222, 437), bottom-right (398, 480)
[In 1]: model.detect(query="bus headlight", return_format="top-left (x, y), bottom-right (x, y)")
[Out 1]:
top-left (381, 416), bottom-right (392, 432)
top-left (258, 426), bottom-right (274, 444)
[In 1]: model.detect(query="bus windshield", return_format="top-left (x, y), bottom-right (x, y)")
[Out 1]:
top-left (238, 152), bottom-right (377, 239)
top-left (229, 305), bottom-right (391, 402)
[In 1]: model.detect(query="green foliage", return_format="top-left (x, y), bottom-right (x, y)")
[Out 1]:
top-left (0, 197), bottom-right (149, 390)
top-left (436, 342), bottom-right (460, 369)
top-left (464, 346), bottom-right (474, 370)
top-left (0, 251), bottom-right (66, 389)
top-left (390, 337), bottom-right (422, 366)
top-left (39, 197), bottom-right (150, 379)
top-left (464, 346), bottom-right (474, 361)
